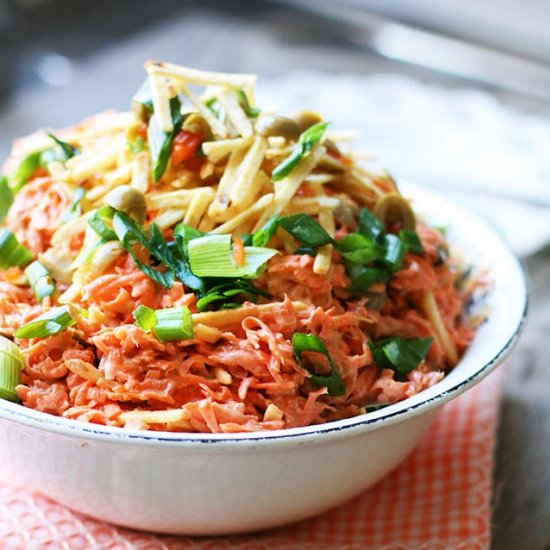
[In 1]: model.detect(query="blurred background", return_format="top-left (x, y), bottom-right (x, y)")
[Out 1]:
top-left (1, 0), bottom-right (550, 254)
top-left (1, 1), bottom-right (549, 547)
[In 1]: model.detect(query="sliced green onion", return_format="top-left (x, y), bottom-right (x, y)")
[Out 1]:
top-left (336, 233), bottom-right (384, 264)
top-left (132, 305), bottom-right (158, 331)
top-left (0, 229), bottom-right (34, 269)
top-left (380, 234), bottom-right (407, 272)
top-left (294, 246), bottom-right (317, 257)
top-left (173, 260), bottom-right (205, 294)
top-left (0, 335), bottom-right (23, 402)
top-left (195, 292), bottom-right (226, 312)
top-left (89, 210), bottom-right (204, 291)
top-left (339, 210), bottom-right (423, 298)
top-left (188, 235), bottom-right (278, 279)
top-left (149, 222), bottom-right (172, 257)
top-left (13, 135), bottom-right (78, 192)
top-left (358, 208), bottom-right (385, 242)
top-left (241, 233), bottom-right (253, 246)
top-left (195, 280), bottom-right (270, 312)
top-left (112, 213), bottom-right (175, 288)
top-left (148, 95), bottom-right (183, 182)
top-left (347, 267), bottom-right (389, 295)
top-left (292, 332), bottom-right (345, 396)
top-left (88, 205), bottom-right (117, 241)
top-left (234, 90), bottom-right (261, 118)
top-left (46, 132), bottom-right (78, 159)
top-left (154, 306), bottom-right (194, 341)
top-left (174, 223), bottom-right (204, 257)
top-left (61, 188), bottom-right (86, 224)
top-left (13, 136), bottom-right (78, 193)
top-left (14, 306), bottom-right (76, 339)
top-left (252, 215), bottom-right (279, 247)
top-left (133, 305), bottom-right (194, 341)
top-left (205, 96), bottom-right (224, 120)
top-left (279, 214), bottom-right (334, 248)
top-left (399, 229), bottom-right (424, 254)
top-left (369, 337), bottom-right (433, 376)
top-left (25, 261), bottom-right (56, 301)
top-left (272, 121), bottom-right (328, 181)
top-left (12, 151), bottom-right (42, 192)
top-left (0, 176), bottom-right (14, 224)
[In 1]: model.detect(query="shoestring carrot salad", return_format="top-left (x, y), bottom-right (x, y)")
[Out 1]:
top-left (0, 61), bottom-right (478, 433)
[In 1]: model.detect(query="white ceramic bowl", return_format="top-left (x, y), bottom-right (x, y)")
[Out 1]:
top-left (0, 183), bottom-right (527, 536)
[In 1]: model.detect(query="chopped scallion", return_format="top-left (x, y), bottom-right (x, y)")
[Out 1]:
top-left (292, 332), bottom-right (345, 396)
top-left (112, 212), bottom-right (175, 288)
top-left (188, 234), bottom-right (278, 279)
top-left (132, 305), bottom-right (158, 331)
top-left (358, 208), bottom-right (385, 242)
top-left (347, 266), bottom-right (390, 295)
top-left (89, 210), bottom-right (206, 291)
top-left (195, 280), bottom-right (270, 312)
top-left (252, 215), bottom-right (279, 248)
top-left (154, 307), bottom-right (194, 341)
top-left (12, 152), bottom-right (42, 193)
top-left (132, 79), bottom-right (154, 114)
top-left (14, 306), bottom-right (77, 339)
top-left (46, 132), bottom-right (78, 159)
top-left (0, 176), bottom-right (14, 224)
top-left (174, 223), bottom-right (204, 257)
top-left (133, 305), bottom-right (194, 341)
top-left (0, 335), bottom-right (23, 402)
top-left (336, 233), bottom-right (384, 264)
top-left (205, 96), bottom-right (224, 120)
top-left (272, 121), bottom-right (328, 181)
top-left (148, 95), bottom-right (183, 182)
top-left (278, 214), bottom-right (334, 248)
top-left (369, 336), bottom-right (433, 376)
top-left (25, 261), bottom-right (56, 301)
top-left (173, 259), bottom-right (205, 295)
top-left (399, 229), bottom-right (424, 254)
top-left (234, 90), bottom-right (261, 118)
top-left (88, 205), bottom-right (117, 241)
top-left (379, 234), bottom-right (407, 272)
top-left (294, 246), bottom-right (317, 257)
top-left (0, 229), bottom-right (34, 269)
top-left (241, 233), bottom-right (253, 246)
top-left (12, 134), bottom-right (78, 192)
top-left (339, 208), bottom-right (425, 297)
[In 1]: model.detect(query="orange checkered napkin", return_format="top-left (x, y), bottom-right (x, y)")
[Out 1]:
top-left (0, 370), bottom-right (503, 550)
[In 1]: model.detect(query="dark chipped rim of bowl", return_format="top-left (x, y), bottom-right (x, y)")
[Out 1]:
top-left (0, 198), bottom-right (529, 448)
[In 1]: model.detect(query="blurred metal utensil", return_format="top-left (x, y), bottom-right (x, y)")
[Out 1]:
top-left (278, 0), bottom-right (550, 103)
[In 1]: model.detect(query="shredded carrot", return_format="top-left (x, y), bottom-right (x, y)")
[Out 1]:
top-left (0, 61), bottom-right (477, 434)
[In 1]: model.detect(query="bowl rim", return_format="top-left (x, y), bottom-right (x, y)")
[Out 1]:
top-left (0, 184), bottom-right (529, 448)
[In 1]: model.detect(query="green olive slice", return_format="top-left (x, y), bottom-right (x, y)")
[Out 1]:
top-left (256, 115), bottom-right (301, 141)
top-left (293, 110), bottom-right (323, 132)
top-left (182, 113), bottom-right (213, 141)
top-left (373, 192), bottom-right (416, 231)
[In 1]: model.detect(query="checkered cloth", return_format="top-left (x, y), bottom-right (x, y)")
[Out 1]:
top-left (0, 369), bottom-right (503, 550)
